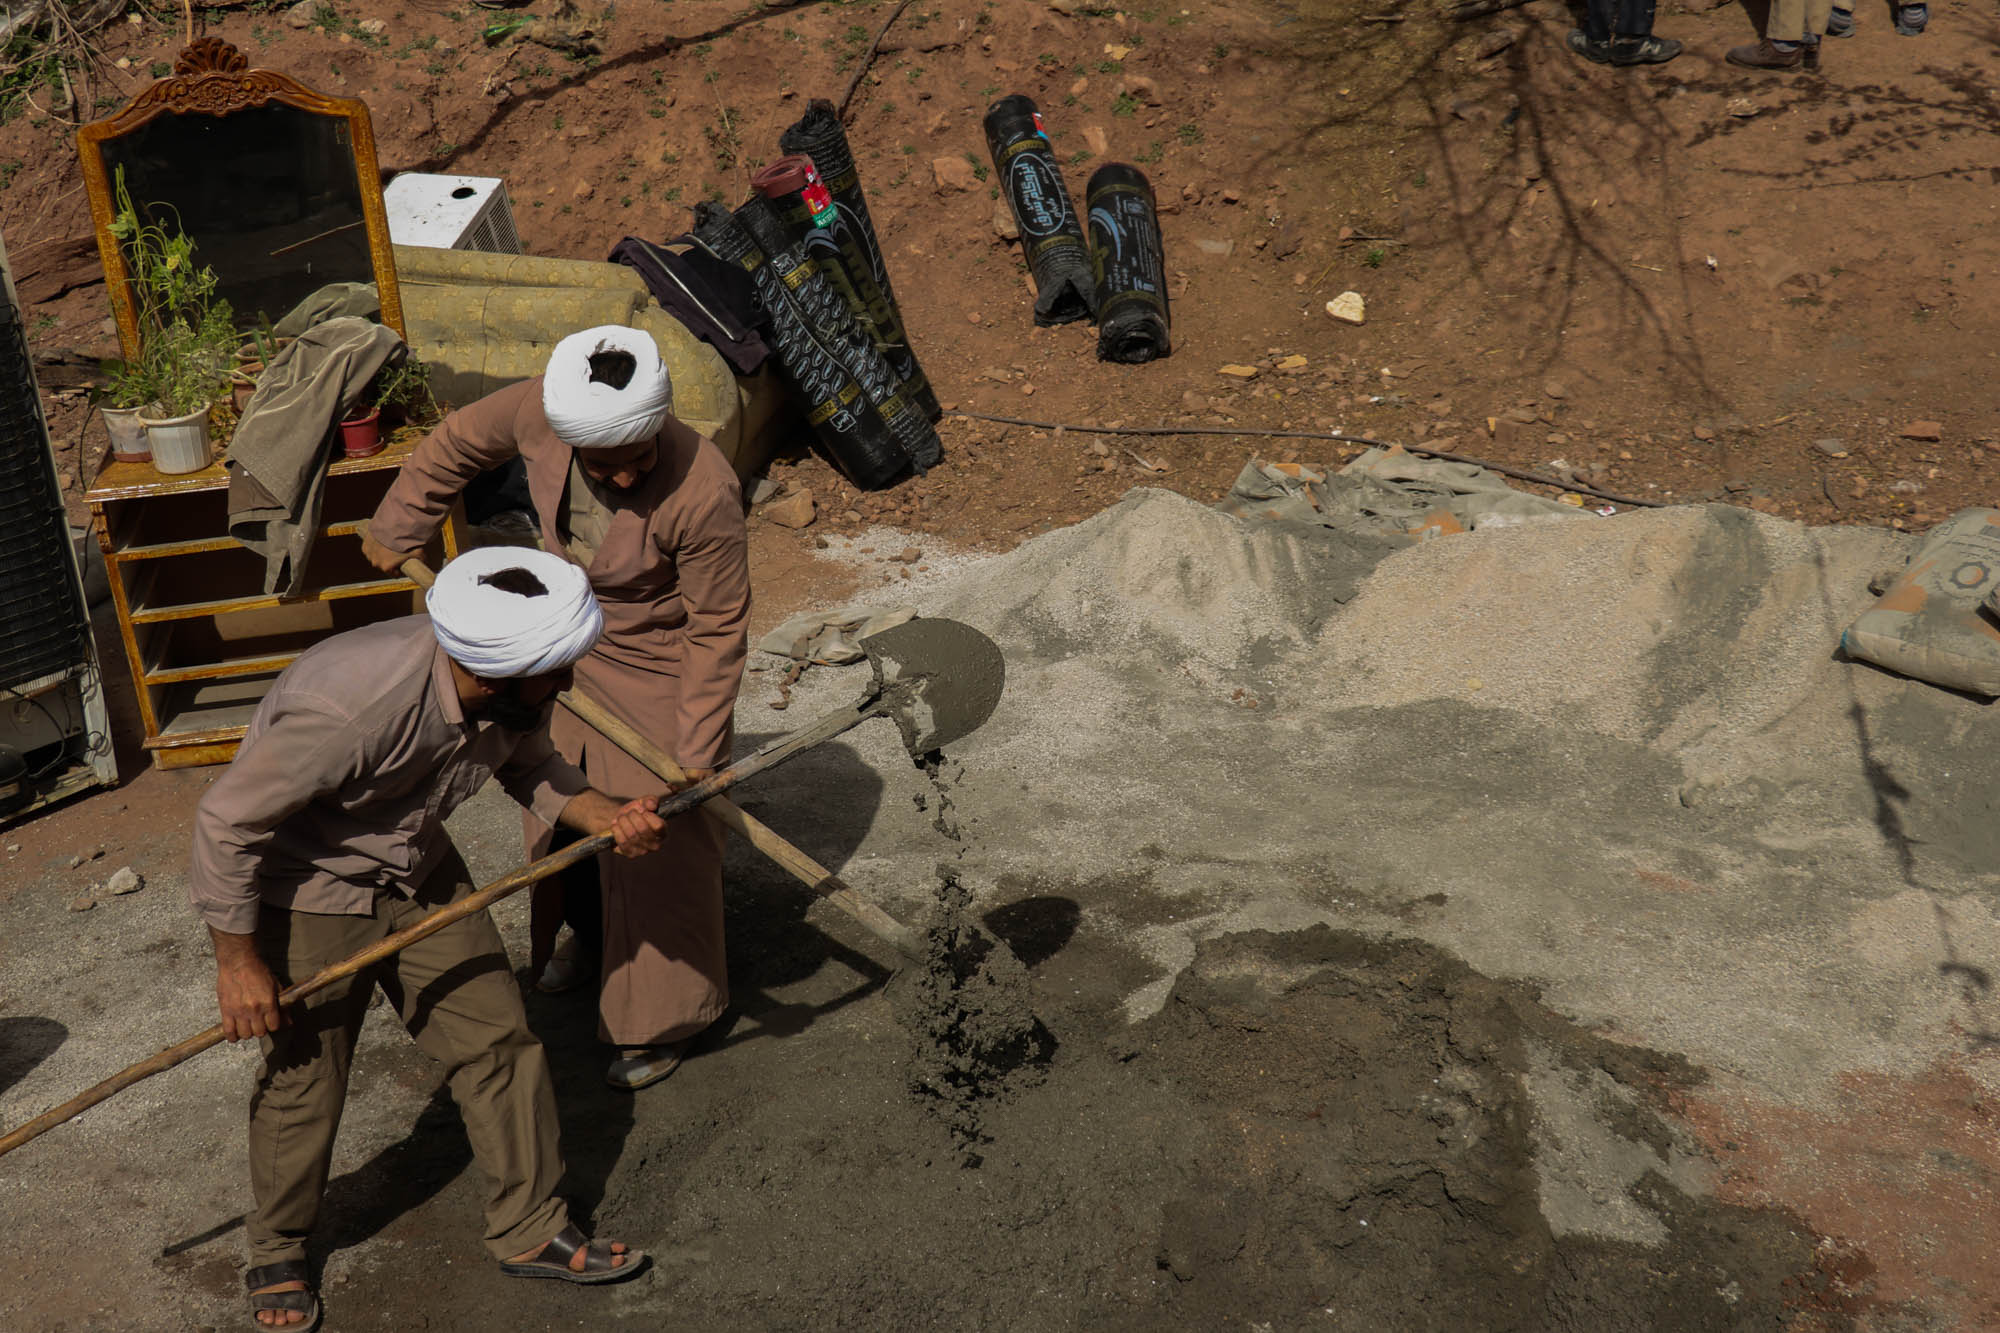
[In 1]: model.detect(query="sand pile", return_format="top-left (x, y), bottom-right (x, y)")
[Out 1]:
top-left (929, 487), bottom-right (1400, 673)
top-left (1305, 503), bottom-right (1912, 782)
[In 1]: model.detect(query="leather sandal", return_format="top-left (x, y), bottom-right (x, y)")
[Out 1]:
top-left (498, 1222), bottom-right (648, 1285)
top-left (605, 1038), bottom-right (692, 1091)
top-left (244, 1259), bottom-right (321, 1331)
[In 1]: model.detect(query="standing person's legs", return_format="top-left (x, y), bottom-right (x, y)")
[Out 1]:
top-left (246, 905), bottom-right (384, 1268)
top-left (377, 852), bottom-right (570, 1260)
top-left (599, 810), bottom-right (729, 1050)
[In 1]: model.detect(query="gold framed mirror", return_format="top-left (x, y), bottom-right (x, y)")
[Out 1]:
top-left (75, 37), bottom-right (404, 358)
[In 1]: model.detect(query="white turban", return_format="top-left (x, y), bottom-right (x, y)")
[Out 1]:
top-left (427, 547), bottom-right (603, 678)
top-left (541, 325), bottom-right (674, 449)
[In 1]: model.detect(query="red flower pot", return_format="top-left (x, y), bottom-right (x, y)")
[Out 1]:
top-left (339, 407), bottom-right (382, 459)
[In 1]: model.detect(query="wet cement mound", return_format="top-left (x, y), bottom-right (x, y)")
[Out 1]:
top-left (1125, 926), bottom-right (1835, 1332)
top-left (891, 869), bottom-right (1053, 1160)
top-left (601, 925), bottom-right (1841, 1331)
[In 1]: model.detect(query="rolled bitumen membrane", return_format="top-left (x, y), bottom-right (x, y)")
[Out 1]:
top-left (1086, 163), bottom-right (1172, 364)
top-left (779, 102), bottom-right (942, 422)
top-left (689, 201), bottom-right (911, 490)
top-left (733, 192), bottom-right (942, 477)
top-left (753, 154), bottom-right (943, 425)
top-left (983, 95), bottom-right (1097, 327)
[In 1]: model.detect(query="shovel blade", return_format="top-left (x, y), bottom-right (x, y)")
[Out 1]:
top-left (861, 617), bottom-right (1006, 756)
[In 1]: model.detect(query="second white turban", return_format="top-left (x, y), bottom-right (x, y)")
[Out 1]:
top-left (541, 325), bottom-right (674, 449)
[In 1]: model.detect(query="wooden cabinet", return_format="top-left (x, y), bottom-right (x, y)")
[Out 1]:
top-left (85, 435), bottom-right (459, 769)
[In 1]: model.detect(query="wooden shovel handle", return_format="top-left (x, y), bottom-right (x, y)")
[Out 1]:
top-left (400, 553), bottom-right (923, 963)
top-left (0, 833), bottom-right (610, 1161)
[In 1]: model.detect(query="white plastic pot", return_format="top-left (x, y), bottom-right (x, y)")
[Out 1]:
top-left (140, 406), bottom-right (213, 475)
top-left (100, 405), bottom-right (150, 462)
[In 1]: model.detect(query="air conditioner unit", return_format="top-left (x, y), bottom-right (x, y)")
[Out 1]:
top-left (0, 233), bottom-right (116, 822)
top-left (384, 174), bottom-right (523, 254)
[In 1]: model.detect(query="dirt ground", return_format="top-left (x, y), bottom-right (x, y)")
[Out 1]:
top-left (3, 0), bottom-right (1999, 1330)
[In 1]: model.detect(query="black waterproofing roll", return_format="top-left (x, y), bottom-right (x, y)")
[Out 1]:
top-left (733, 193), bottom-right (941, 477)
top-left (983, 95), bottom-right (1096, 326)
top-left (1085, 163), bottom-right (1172, 363)
top-left (689, 202), bottom-right (910, 490)
top-left (779, 103), bottom-right (944, 422)
top-left (752, 156), bottom-right (942, 424)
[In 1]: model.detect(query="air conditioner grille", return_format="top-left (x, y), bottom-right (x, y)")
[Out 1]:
top-left (0, 291), bottom-right (87, 692)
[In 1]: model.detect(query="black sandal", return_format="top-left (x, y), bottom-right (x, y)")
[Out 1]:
top-left (244, 1260), bottom-right (321, 1331)
top-left (498, 1223), bottom-right (648, 1285)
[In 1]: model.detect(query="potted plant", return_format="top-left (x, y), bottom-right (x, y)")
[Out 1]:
top-left (108, 167), bottom-right (236, 474)
top-left (371, 354), bottom-right (440, 432)
top-left (98, 356), bottom-right (156, 463)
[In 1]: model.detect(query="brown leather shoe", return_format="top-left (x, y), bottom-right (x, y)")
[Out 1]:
top-left (1727, 38), bottom-right (1804, 68)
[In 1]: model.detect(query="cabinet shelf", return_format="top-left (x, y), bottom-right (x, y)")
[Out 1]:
top-left (114, 517), bottom-right (371, 563)
top-left (86, 430), bottom-right (461, 769)
top-left (128, 573), bottom-right (416, 625)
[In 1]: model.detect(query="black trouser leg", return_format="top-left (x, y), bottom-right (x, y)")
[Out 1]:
top-left (547, 824), bottom-right (604, 960)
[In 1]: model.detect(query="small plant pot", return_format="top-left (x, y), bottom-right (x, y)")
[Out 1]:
top-left (140, 406), bottom-right (213, 475)
top-left (100, 404), bottom-right (151, 463)
top-left (230, 372), bottom-right (260, 415)
top-left (339, 407), bottom-right (382, 459)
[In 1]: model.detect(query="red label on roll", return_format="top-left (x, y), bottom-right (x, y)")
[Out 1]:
top-left (1032, 111), bottom-right (1049, 139)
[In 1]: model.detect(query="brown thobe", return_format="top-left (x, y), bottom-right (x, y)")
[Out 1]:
top-left (368, 378), bottom-right (751, 1046)
top-left (189, 615), bottom-right (589, 1265)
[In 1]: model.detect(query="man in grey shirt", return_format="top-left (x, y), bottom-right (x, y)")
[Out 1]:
top-left (191, 548), bottom-right (666, 1329)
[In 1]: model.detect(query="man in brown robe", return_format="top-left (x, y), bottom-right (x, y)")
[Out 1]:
top-left (362, 324), bottom-right (750, 1091)
top-left (191, 548), bottom-right (663, 1327)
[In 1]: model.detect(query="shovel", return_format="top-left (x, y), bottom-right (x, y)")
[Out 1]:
top-left (0, 617), bottom-right (1004, 1161)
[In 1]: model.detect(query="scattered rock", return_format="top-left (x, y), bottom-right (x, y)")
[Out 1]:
top-left (762, 489), bottom-right (817, 529)
top-left (1083, 124), bottom-right (1110, 157)
top-left (1089, 439), bottom-right (1111, 456)
top-left (748, 476), bottom-right (782, 505)
top-left (896, 547), bottom-right (923, 564)
top-left (1103, 42), bottom-right (1132, 60)
top-left (1541, 379), bottom-right (1567, 400)
top-left (1218, 364), bottom-right (1261, 380)
top-left (1900, 420), bottom-right (1944, 441)
top-left (1324, 291), bottom-right (1366, 325)
top-left (1070, 76), bottom-right (1088, 95)
top-left (285, 0), bottom-right (315, 27)
top-left (67, 895), bottom-right (95, 913)
top-left (572, 179), bottom-right (595, 200)
top-left (1193, 238), bottom-right (1235, 257)
top-left (107, 866), bottom-right (143, 896)
top-left (1812, 438), bottom-right (1849, 458)
top-left (1726, 97), bottom-right (1760, 119)
top-left (966, 310), bottom-right (983, 325)
top-left (1692, 425), bottom-right (1717, 442)
top-left (358, 17), bottom-right (387, 35)
top-left (1220, 186), bottom-right (1242, 204)
top-left (981, 366), bottom-right (1013, 383)
top-left (1119, 74), bottom-right (1161, 106)
top-left (1276, 354), bottom-right (1308, 372)
top-left (991, 200), bottom-right (1019, 240)
top-left (843, 509), bottom-right (862, 523)
top-left (1471, 28), bottom-right (1518, 59)
top-left (4, 844), bottom-right (17, 853)
top-left (932, 156), bottom-right (979, 193)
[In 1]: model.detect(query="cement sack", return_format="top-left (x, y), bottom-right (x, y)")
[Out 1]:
top-left (1841, 508), bottom-right (2000, 696)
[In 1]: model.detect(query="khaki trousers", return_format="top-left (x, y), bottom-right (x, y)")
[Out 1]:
top-left (246, 852), bottom-right (569, 1265)
top-left (1769, 0), bottom-right (1834, 40)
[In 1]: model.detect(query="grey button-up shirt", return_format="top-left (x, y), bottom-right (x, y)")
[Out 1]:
top-left (189, 615), bottom-right (588, 934)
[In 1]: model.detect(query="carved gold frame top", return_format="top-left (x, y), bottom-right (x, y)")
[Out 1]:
top-left (75, 38), bottom-right (405, 358)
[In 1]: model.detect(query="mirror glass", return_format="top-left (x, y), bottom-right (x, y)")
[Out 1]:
top-left (98, 103), bottom-right (376, 336)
